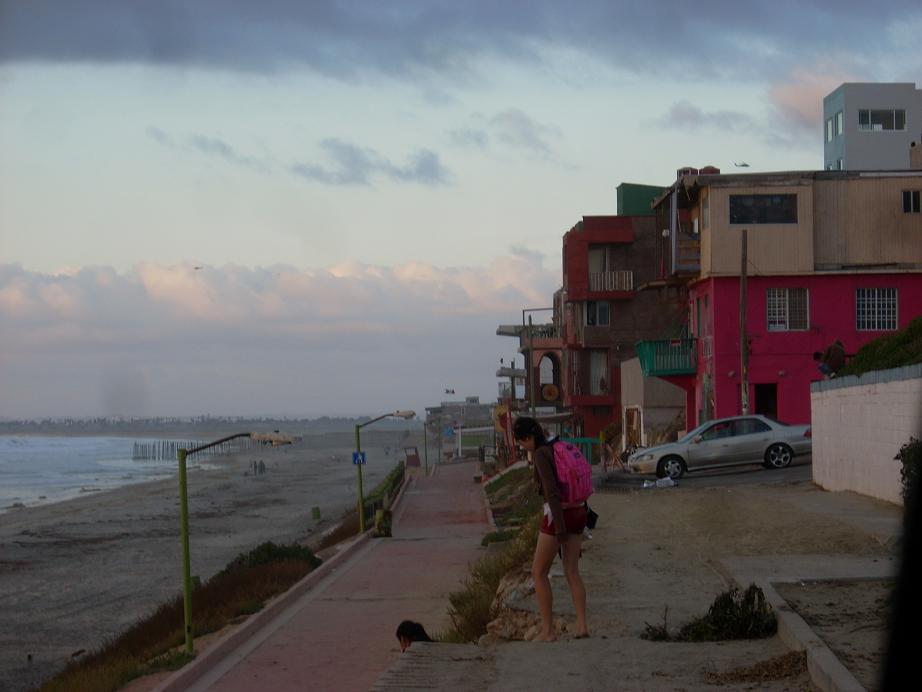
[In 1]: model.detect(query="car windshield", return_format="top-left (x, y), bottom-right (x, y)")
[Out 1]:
top-left (676, 421), bottom-right (713, 443)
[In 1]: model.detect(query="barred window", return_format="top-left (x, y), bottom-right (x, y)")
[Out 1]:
top-left (767, 288), bottom-right (809, 331)
top-left (856, 288), bottom-right (898, 331)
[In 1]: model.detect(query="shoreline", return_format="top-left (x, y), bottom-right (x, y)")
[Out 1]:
top-left (0, 431), bottom-right (421, 692)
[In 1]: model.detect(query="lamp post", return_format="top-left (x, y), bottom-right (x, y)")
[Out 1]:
top-left (354, 410), bottom-right (415, 534)
top-left (176, 431), bottom-right (257, 655)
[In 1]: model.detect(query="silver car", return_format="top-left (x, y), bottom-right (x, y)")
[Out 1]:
top-left (627, 415), bottom-right (812, 480)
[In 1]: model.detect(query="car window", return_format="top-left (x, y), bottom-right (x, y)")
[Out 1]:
top-left (733, 418), bottom-right (771, 435)
top-left (700, 421), bottom-right (734, 441)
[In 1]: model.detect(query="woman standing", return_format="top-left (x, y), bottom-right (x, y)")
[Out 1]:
top-left (512, 416), bottom-right (589, 641)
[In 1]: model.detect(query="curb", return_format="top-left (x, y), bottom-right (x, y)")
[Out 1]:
top-left (154, 475), bottom-right (416, 692)
top-left (759, 580), bottom-right (866, 692)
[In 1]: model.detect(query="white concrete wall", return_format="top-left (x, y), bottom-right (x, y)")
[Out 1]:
top-left (811, 364), bottom-right (922, 505)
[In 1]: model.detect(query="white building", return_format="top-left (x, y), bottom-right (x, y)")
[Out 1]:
top-left (823, 82), bottom-right (922, 171)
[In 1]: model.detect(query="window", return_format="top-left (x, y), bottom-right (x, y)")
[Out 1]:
top-left (585, 301), bottom-right (610, 326)
top-left (767, 288), bottom-right (809, 331)
top-left (858, 109), bottom-right (907, 131)
top-left (701, 420), bottom-right (734, 441)
top-left (702, 194), bottom-right (710, 229)
top-left (733, 418), bottom-right (771, 435)
top-left (837, 158), bottom-right (843, 170)
top-left (903, 190), bottom-right (921, 213)
top-left (856, 288), bottom-right (897, 331)
top-left (835, 111), bottom-right (843, 135)
top-left (826, 118), bottom-right (834, 142)
top-left (729, 194), bottom-right (798, 224)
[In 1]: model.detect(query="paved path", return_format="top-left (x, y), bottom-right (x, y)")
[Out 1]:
top-left (175, 461), bottom-right (489, 692)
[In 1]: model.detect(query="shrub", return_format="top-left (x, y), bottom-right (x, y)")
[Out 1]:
top-left (642, 584), bottom-right (777, 642)
top-left (896, 437), bottom-right (922, 508)
top-left (839, 316), bottom-right (922, 377)
top-left (443, 513), bottom-right (541, 642)
top-left (677, 584), bottom-right (777, 641)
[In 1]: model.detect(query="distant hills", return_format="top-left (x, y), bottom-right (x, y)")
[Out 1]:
top-left (0, 415), bottom-right (422, 436)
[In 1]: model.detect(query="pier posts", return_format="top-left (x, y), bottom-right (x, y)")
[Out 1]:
top-left (177, 448), bottom-right (194, 655)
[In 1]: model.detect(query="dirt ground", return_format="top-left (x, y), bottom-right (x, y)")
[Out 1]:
top-left (0, 431), bottom-right (416, 692)
top-left (472, 475), bottom-right (902, 691)
top-left (775, 578), bottom-right (893, 691)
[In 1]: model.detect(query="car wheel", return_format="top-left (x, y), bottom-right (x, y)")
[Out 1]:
top-left (764, 443), bottom-right (793, 469)
top-left (657, 455), bottom-right (686, 479)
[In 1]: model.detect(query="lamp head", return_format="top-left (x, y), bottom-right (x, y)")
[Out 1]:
top-left (393, 410), bottom-right (416, 419)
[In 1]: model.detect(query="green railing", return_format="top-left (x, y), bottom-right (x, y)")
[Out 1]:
top-left (636, 339), bottom-right (697, 376)
top-left (561, 436), bottom-right (600, 465)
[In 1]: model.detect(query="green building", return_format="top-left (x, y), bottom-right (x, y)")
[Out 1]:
top-left (616, 182), bottom-right (666, 216)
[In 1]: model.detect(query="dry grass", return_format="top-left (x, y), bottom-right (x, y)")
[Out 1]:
top-left (442, 465), bottom-right (542, 643)
top-left (38, 543), bottom-right (321, 692)
top-left (703, 650), bottom-right (807, 684)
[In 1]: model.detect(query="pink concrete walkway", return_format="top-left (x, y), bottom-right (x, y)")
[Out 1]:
top-left (180, 461), bottom-right (489, 692)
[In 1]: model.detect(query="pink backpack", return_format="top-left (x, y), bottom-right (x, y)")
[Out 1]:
top-left (552, 441), bottom-right (594, 505)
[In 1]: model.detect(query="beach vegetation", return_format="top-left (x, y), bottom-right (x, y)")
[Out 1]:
top-left (443, 466), bottom-right (541, 642)
top-left (38, 542), bottom-right (321, 692)
top-left (838, 315), bottom-right (922, 377)
top-left (641, 584), bottom-right (777, 642)
top-left (442, 513), bottom-right (540, 643)
top-left (895, 436), bottom-right (922, 510)
top-left (314, 461), bottom-right (406, 551)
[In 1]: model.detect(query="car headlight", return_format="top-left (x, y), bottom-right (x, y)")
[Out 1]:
top-left (631, 453), bottom-right (655, 464)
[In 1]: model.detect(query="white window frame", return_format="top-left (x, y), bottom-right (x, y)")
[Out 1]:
top-left (858, 108), bottom-right (907, 132)
top-left (856, 288), bottom-right (898, 331)
top-left (826, 118), bottom-right (834, 142)
top-left (585, 300), bottom-right (610, 327)
top-left (835, 111), bottom-right (843, 135)
top-left (766, 288), bottom-right (809, 331)
top-left (903, 190), bottom-right (921, 213)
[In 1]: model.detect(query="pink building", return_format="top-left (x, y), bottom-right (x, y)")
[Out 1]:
top-left (643, 168), bottom-right (922, 427)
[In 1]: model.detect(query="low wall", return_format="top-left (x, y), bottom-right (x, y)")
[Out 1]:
top-left (811, 363), bottom-right (922, 505)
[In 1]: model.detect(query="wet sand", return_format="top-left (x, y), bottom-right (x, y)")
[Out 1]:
top-left (0, 430), bottom-right (418, 691)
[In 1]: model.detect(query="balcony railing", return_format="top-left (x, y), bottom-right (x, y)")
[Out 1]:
top-left (636, 339), bottom-right (697, 376)
top-left (588, 270), bottom-right (633, 292)
top-left (526, 323), bottom-right (559, 339)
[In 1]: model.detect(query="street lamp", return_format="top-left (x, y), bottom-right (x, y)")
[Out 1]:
top-left (354, 410), bottom-right (415, 534)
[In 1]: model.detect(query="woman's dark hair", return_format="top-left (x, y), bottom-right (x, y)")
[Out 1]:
top-left (512, 417), bottom-right (549, 446)
top-left (395, 620), bottom-right (432, 643)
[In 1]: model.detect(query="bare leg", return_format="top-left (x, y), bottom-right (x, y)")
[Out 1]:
top-left (561, 533), bottom-right (588, 636)
top-left (532, 532), bottom-right (559, 641)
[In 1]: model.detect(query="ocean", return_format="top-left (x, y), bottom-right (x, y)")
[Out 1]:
top-left (0, 435), bottom-right (215, 512)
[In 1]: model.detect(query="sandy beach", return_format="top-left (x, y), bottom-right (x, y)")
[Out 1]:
top-left (0, 429), bottom-right (420, 692)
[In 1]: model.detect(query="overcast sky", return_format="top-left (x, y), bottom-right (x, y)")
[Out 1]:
top-left (1, 1), bottom-right (920, 418)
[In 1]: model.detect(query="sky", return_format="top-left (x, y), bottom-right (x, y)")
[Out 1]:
top-left (1, 1), bottom-right (921, 419)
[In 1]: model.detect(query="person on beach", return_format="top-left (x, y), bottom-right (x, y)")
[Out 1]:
top-left (512, 417), bottom-right (589, 641)
top-left (395, 620), bottom-right (432, 652)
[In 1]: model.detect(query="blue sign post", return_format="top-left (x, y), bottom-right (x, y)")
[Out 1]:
top-left (352, 451), bottom-right (366, 465)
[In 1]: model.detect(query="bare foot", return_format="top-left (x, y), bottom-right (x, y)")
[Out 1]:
top-left (573, 631), bottom-right (590, 639)
top-left (537, 632), bottom-right (557, 642)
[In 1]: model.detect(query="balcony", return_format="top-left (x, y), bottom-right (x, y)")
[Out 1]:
top-left (636, 339), bottom-right (697, 376)
top-left (588, 270), bottom-right (633, 293)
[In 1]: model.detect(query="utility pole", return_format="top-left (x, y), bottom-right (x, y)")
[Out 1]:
top-left (528, 315), bottom-right (536, 416)
top-left (739, 229), bottom-right (750, 415)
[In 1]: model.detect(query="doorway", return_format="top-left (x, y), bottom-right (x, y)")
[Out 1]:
top-left (754, 383), bottom-right (778, 419)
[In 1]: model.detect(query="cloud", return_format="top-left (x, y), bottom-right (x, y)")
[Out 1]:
top-left (188, 134), bottom-right (265, 170)
top-left (0, 257), bottom-right (558, 417)
top-left (146, 128), bottom-right (448, 185)
top-left (290, 138), bottom-right (451, 186)
top-left (449, 109), bottom-right (562, 160)
top-left (654, 100), bottom-right (757, 134)
top-left (4, 2), bottom-right (919, 84)
top-left (146, 127), bottom-right (266, 172)
top-left (768, 65), bottom-right (862, 134)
